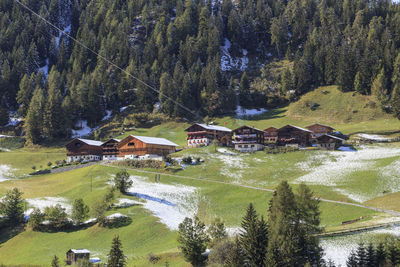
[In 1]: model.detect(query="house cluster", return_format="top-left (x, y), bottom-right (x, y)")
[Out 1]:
top-left (66, 135), bottom-right (178, 163)
top-left (185, 123), bottom-right (345, 152)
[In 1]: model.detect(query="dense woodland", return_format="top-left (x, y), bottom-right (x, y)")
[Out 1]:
top-left (1, 0), bottom-right (400, 143)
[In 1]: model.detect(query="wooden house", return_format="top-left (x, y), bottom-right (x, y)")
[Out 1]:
top-left (232, 126), bottom-right (265, 152)
top-left (316, 134), bottom-right (344, 150)
top-left (101, 138), bottom-right (121, 160)
top-left (66, 138), bottom-right (103, 163)
top-left (185, 123), bottom-right (232, 147)
top-left (264, 127), bottom-right (278, 144)
top-left (277, 125), bottom-right (312, 147)
top-left (306, 124), bottom-right (335, 138)
top-left (117, 135), bottom-right (178, 160)
top-left (66, 249), bottom-right (90, 265)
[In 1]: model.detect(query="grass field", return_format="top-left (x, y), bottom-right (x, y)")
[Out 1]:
top-left (0, 163), bottom-right (388, 266)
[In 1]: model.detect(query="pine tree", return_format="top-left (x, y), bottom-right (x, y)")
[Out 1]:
top-left (178, 217), bottom-right (210, 267)
top-left (392, 53), bottom-right (400, 120)
top-left (375, 242), bottom-right (386, 266)
top-left (356, 243), bottom-right (368, 266)
top-left (239, 203), bottom-right (268, 267)
top-left (347, 251), bottom-right (358, 267)
top-left (366, 243), bottom-right (376, 267)
top-left (0, 96), bottom-right (9, 126)
top-left (107, 236), bottom-right (126, 267)
top-left (224, 237), bottom-right (245, 267)
top-left (16, 74), bottom-right (34, 116)
top-left (267, 181), bottom-right (300, 267)
top-left (371, 68), bottom-right (388, 107)
top-left (0, 188), bottom-right (25, 227)
top-left (25, 87), bottom-right (45, 144)
top-left (239, 72), bottom-right (251, 108)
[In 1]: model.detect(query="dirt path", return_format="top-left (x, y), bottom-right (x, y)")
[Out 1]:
top-left (102, 163), bottom-right (400, 217)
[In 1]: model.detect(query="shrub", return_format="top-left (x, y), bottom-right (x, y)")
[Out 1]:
top-left (114, 170), bottom-right (132, 193)
top-left (47, 162), bottom-right (52, 167)
top-left (29, 208), bottom-right (44, 230)
top-left (113, 159), bottom-right (163, 169)
top-left (147, 253), bottom-right (161, 264)
top-left (44, 204), bottom-right (69, 229)
top-left (182, 156), bottom-right (192, 165)
top-left (71, 199), bottom-right (89, 225)
top-left (206, 239), bottom-right (234, 266)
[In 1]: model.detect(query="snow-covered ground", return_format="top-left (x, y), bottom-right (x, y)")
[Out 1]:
top-left (235, 106), bottom-right (267, 118)
top-left (321, 224), bottom-right (400, 267)
top-left (25, 197), bottom-right (72, 215)
top-left (356, 134), bottom-right (391, 141)
top-left (0, 165), bottom-right (14, 182)
top-left (7, 112), bottom-right (22, 127)
top-left (216, 153), bottom-right (249, 183)
top-left (124, 175), bottom-right (199, 230)
top-left (221, 38), bottom-right (249, 71)
top-left (295, 145), bottom-right (400, 202)
top-left (102, 110), bottom-right (112, 121)
top-left (72, 120), bottom-right (94, 138)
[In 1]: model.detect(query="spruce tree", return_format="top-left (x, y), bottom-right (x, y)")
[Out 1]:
top-left (365, 243), bottom-right (376, 267)
top-left (25, 87), bottom-right (45, 144)
top-left (71, 199), bottom-right (90, 225)
top-left (178, 217), bottom-right (210, 267)
top-left (375, 242), bottom-right (386, 266)
top-left (356, 243), bottom-right (368, 266)
top-left (392, 53), bottom-right (400, 119)
top-left (0, 188), bottom-right (25, 227)
top-left (16, 74), bottom-right (34, 116)
top-left (239, 72), bottom-right (251, 108)
top-left (267, 181), bottom-right (300, 267)
top-left (239, 203), bottom-right (268, 267)
top-left (51, 255), bottom-right (59, 267)
top-left (371, 68), bottom-right (388, 107)
top-left (346, 251), bottom-right (358, 267)
top-left (107, 236), bottom-right (126, 267)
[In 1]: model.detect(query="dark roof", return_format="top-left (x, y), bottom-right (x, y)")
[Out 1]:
top-left (264, 127), bottom-right (278, 131)
top-left (278, 125), bottom-right (313, 133)
top-left (66, 138), bottom-right (103, 147)
top-left (306, 124), bottom-right (335, 130)
top-left (185, 123), bottom-right (232, 132)
top-left (316, 134), bottom-right (345, 142)
top-left (233, 125), bottom-right (265, 133)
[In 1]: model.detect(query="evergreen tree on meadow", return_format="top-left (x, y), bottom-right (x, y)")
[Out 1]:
top-left (25, 87), bottom-right (45, 144)
top-left (71, 198), bottom-right (89, 225)
top-left (51, 255), bottom-right (59, 267)
top-left (0, 188), bottom-right (25, 227)
top-left (224, 236), bottom-right (245, 267)
top-left (391, 53), bottom-right (400, 119)
top-left (107, 236), bottom-right (126, 267)
top-left (371, 68), bottom-right (389, 108)
top-left (239, 203), bottom-right (268, 267)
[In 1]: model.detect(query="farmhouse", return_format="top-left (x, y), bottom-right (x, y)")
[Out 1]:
top-left (185, 123), bottom-right (232, 147)
top-left (264, 127), bottom-right (278, 144)
top-left (233, 126), bottom-right (265, 152)
top-left (66, 138), bottom-right (103, 163)
top-left (306, 123), bottom-right (335, 138)
top-left (277, 125), bottom-right (312, 147)
top-left (316, 134), bottom-right (345, 150)
top-left (101, 138), bottom-right (121, 160)
top-left (66, 249), bottom-right (90, 265)
top-left (117, 135), bottom-right (178, 160)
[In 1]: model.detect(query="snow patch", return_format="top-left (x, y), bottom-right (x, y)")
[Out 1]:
top-left (235, 106), bottom-right (267, 118)
top-left (55, 24), bottom-right (71, 49)
top-left (0, 165), bottom-right (15, 182)
top-left (102, 110), bottom-right (112, 121)
top-left (125, 175), bottom-right (199, 230)
top-left (25, 197), bottom-right (72, 214)
top-left (221, 38), bottom-right (249, 71)
top-left (216, 154), bottom-right (249, 183)
top-left (356, 134), bottom-right (391, 141)
top-left (38, 59), bottom-right (49, 78)
top-left (72, 120), bottom-right (94, 138)
top-left (295, 145), bottom-right (400, 202)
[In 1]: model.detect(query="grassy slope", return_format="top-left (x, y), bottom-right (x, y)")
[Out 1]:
top-left (0, 164), bottom-right (382, 266)
top-left (107, 86), bottom-right (400, 147)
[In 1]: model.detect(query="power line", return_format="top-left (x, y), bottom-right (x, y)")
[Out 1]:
top-left (14, 0), bottom-right (199, 118)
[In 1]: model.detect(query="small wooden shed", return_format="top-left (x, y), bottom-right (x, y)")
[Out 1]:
top-left (66, 249), bottom-right (90, 265)
top-left (316, 134), bottom-right (344, 150)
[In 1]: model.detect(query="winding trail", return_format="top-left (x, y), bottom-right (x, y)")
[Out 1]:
top-left (102, 163), bottom-right (400, 217)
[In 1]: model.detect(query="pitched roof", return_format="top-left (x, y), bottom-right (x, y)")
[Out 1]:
top-left (278, 125), bottom-right (313, 133)
top-left (101, 138), bottom-right (121, 144)
top-left (186, 123), bottom-right (232, 132)
top-left (131, 135), bottom-right (179, 147)
top-left (70, 249), bottom-right (90, 254)
top-left (317, 134), bottom-right (345, 141)
top-left (306, 123), bottom-right (335, 130)
top-left (264, 127), bottom-right (278, 131)
top-left (77, 138), bottom-right (103, 146)
top-left (233, 125), bottom-right (264, 133)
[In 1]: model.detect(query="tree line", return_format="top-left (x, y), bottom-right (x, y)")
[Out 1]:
top-left (1, 0), bottom-right (400, 144)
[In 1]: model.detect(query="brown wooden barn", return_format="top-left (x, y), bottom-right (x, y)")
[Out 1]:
top-left (66, 249), bottom-right (90, 265)
top-left (66, 138), bottom-right (103, 163)
top-left (232, 126), bottom-right (265, 152)
top-left (316, 134), bottom-right (344, 150)
top-left (264, 127), bottom-right (278, 144)
top-left (277, 125), bottom-right (312, 147)
top-left (117, 135), bottom-right (179, 159)
top-left (185, 123), bottom-right (232, 147)
top-left (101, 138), bottom-right (121, 160)
top-left (306, 124), bottom-right (335, 138)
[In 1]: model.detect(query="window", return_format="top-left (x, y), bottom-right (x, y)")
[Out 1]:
top-left (128, 142), bottom-right (135, 146)
top-left (251, 145), bottom-right (254, 148)
top-left (238, 145), bottom-right (242, 148)
top-left (75, 143), bottom-right (81, 148)
top-left (244, 145), bottom-right (248, 148)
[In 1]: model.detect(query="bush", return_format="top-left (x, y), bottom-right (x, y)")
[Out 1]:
top-left (147, 253), bottom-right (161, 264)
top-left (47, 162), bottom-right (52, 167)
top-left (71, 199), bottom-right (89, 225)
top-left (44, 204), bottom-right (69, 229)
top-left (113, 159), bottom-right (163, 169)
top-left (182, 156), bottom-right (192, 165)
top-left (29, 208), bottom-right (44, 230)
top-left (206, 239), bottom-right (234, 266)
top-left (114, 170), bottom-right (132, 193)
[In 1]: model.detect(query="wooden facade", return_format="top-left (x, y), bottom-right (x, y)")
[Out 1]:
top-left (233, 126), bottom-right (265, 152)
top-left (264, 127), bottom-right (278, 143)
top-left (101, 138), bottom-right (120, 160)
top-left (306, 124), bottom-right (335, 138)
top-left (277, 125), bottom-right (312, 147)
top-left (185, 123), bottom-right (232, 147)
top-left (66, 249), bottom-right (90, 265)
top-left (117, 135), bottom-right (178, 159)
top-left (65, 139), bottom-right (103, 163)
top-left (316, 134), bottom-right (344, 150)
